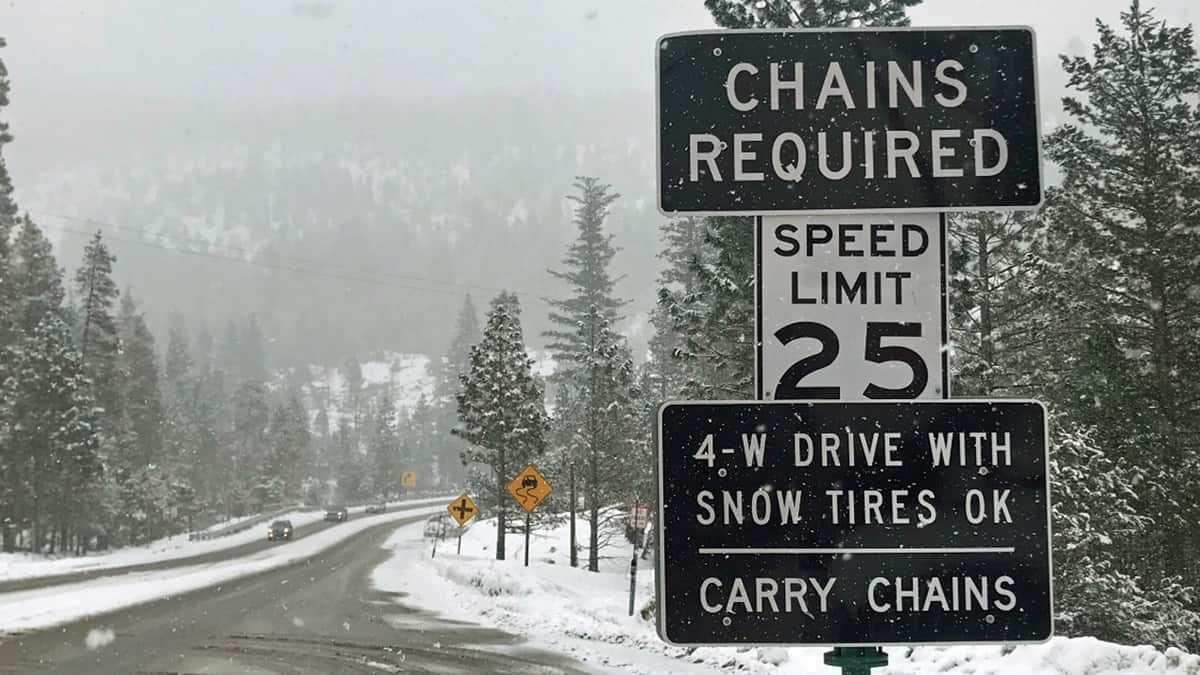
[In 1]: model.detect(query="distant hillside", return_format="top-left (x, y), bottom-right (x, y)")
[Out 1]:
top-left (13, 91), bottom-right (663, 368)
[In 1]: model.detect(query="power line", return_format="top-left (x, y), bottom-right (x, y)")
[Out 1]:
top-left (33, 211), bottom-right (524, 298)
top-left (36, 214), bottom-right (659, 313)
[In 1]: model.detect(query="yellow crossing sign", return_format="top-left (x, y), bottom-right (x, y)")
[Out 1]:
top-left (447, 493), bottom-right (478, 527)
top-left (506, 464), bottom-right (552, 513)
top-left (401, 471), bottom-right (417, 488)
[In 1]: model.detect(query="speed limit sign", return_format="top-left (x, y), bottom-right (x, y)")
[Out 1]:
top-left (755, 213), bottom-right (948, 400)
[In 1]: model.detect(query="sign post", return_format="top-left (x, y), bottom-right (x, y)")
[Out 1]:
top-left (629, 501), bottom-right (650, 616)
top-left (655, 25), bottom-right (1045, 671)
top-left (506, 464), bottom-right (553, 567)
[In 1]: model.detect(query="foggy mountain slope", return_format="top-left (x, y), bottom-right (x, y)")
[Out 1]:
top-left (13, 91), bottom-right (662, 366)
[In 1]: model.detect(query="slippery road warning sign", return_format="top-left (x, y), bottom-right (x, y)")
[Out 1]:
top-left (656, 27), bottom-right (1042, 214)
top-left (655, 400), bottom-right (1052, 646)
top-left (507, 464), bottom-right (553, 513)
top-left (447, 493), bottom-right (478, 527)
top-left (756, 213), bottom-right (948, 400)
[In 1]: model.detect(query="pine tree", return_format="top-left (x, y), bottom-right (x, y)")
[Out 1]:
top-left (11, 216), bottom-right (65, 333)
top-left (947, 212), bottom-right (1052, 396)
top-left (434, 295), bottom-right (480, 488)
top-left (6, 315), bottom-right (103, 552)
top-left (435, 295), bottom-right (481, 401)
top-left (704, 0), bottom-right (921, 28)
top-left (681, 216), bottom-right (756, 398)
top-left (576, 314), bottom-right (642, 571)
top-left (266, 394), bottom-right (310, 497)
top-left (230, 380), bottom-right (270, 508)
top-left (366, 391), bottom-right (400, 499)
top-left (544, 177), bottom-right (625, 376)
top-left (74, 231), bottom-right (122, 440)
top-left (648, 216), bottom-right (705, 399)
top-left (118, 290), bottom-right (164, 469)
top-left (1043, 0), bottom-right (1200, 583)
top-left (0, 41), bottom-right (16, 551)
top-left (544, 177), bottom-right (641, 570)
top-left (456, 292), bottom-right (548, 560)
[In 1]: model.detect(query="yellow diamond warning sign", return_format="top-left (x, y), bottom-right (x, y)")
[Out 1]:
top-left (401, 471), bottom-right (417, 488)
top-left (447, 493), bottom-right (478, 527)
top-left (506, 464), bottom-right (552, 513)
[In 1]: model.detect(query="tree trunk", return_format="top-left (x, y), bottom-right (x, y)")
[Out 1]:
top-left (569, 463), bottom-right (577, 568)
top-left (976, 226), bottom-right (994, 395)
top-left (496, 450), bottom-right (506, 561)
top-left (588, 434), bottom-right (599, 573)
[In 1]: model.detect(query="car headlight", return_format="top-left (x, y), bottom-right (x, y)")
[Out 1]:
top-left (283, 528), bottom-right (290, 534)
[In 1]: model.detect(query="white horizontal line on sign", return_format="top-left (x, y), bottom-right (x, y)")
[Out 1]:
top-left (698, 547), bottom-right (1015, 555)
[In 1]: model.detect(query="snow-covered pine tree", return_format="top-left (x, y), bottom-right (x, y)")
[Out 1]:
top-left (117, 290), bottom-right (164, 470)
top-left (366, 391), bottom-right (400, 500)
top-left (948, 211), bottom-right (1053, 396)
top-left (0, 41), bottom-right (16, 552)
top-left (544, 176), bottom-right (643, 570)
top-left (266, 394), bottom-right (310, 498)
top-left (6, 314), bottom-right (103, 552)
top-left (703, 0), bottom-right (921, 29)
top-left (456, 291), bottom-right (548, 560)
top-left (230, 379), bottom-right (270, 508)
top-left (647, 216), bottom-right (704, 400)
top-left (544, 176), bottom-right (625, 376)
top-left (11, 216), bottom-right (65, 333)
top-left (576, 313), bottom-right (641, 572)
top-left (1043, 0), bottom-right (1200, 585)
top-left (74, 231), bottom-right (123, 447)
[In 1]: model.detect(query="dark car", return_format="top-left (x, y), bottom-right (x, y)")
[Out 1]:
top-left (324, 507), bottom-right (348, 522)
top-left (365, 504), bottom-right (387, 514)
top-left (267, 519), bottom-right (293, 541)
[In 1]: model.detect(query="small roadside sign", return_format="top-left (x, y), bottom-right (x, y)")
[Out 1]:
top-left (507, 464), bottom-right (553, 513)
top-left (401, 471), bottom-right (417, 488)
top-left (447, 493), bottom-right (478, 527)
top-left (631, 501), bottom-right (650, 530)
top-left (756, 213), bottom-right (947, 400)
top-left (656, 400), bottom-right (1051, 646)
top-left (656, 27), bottom-right (1042, 214)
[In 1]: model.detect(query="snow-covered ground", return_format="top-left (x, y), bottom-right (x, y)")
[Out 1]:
top-left (371, 515), bottom-right (1200, 675)
top-left (0, 502), bottom-right (447, 633)
top-left (0, 496), bottom-right (450, 583)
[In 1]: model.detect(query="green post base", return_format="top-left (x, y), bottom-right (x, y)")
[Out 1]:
top-left (823, 647), bottom-right (888, 675)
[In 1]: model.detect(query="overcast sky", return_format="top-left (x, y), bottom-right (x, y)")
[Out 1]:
top-left (2, 0), bottom-right (1195, 106)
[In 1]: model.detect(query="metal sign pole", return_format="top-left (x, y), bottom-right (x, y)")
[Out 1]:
top-left (457, 526), bottom-right (463, 555)
top-left (824, 648), bottom-right (889, 675)
top-left (524, 511), bottom-right (531, 567)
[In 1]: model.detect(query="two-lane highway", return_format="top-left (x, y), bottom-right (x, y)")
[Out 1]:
top-left (0, 513), bottom-right (588, 674)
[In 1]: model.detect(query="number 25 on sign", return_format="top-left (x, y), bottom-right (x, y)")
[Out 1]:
top-left (756, 213), bottom-right (949, 401)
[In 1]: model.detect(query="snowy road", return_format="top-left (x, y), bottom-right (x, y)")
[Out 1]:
top-left (0, 513), bottom-right (587, 674)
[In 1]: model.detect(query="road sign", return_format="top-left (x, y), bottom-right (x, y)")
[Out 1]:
top-left (631, 501), bottom-right (649, 530)
top-left (656, 400), bottom-right (1051, 646)
top-left (755, 213), bottom-right (948, 400)
top-left (447, 493), bottom-right (478, 527)
top-left (401, 471), bottom-right (417, 488)
top-left (507, 464), bottom-right (553, 513)
top-left (656, 27), bottom-right (1042, 214)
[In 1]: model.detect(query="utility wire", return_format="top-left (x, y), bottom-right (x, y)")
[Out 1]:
top-left (35, 213), bottom-right (660, 313)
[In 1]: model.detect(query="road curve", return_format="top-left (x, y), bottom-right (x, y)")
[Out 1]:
top-left (0, 500), bottom-right (444, 595)
top-left (0, 513), bottom-right (589, 674)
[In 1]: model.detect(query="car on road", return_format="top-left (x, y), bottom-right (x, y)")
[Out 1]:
top-left (365, 504), bottom-right (387, 514)
top-left (267, 519), bottom-right (293, 541)
top-left (324, 507), bottom-right (349, 522)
